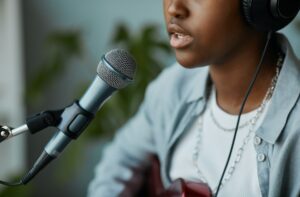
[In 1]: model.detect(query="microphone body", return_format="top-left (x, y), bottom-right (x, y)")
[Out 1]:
top-left (21, 49), bottom-right (136, 184)
top-left (45, 76), bottom-right (115, 157)
top-left (22, 77), bottom-right (115, 184)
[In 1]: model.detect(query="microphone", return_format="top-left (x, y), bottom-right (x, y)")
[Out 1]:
top-left (21, 49), bottom-right (137, 184)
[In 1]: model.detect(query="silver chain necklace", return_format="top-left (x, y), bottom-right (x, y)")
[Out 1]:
top-left (209, 95), bottom-right (252, 132)
top-left (209, 53), bottom-right (283, 132)
top-left (192, 53), bottom-right (283, 194)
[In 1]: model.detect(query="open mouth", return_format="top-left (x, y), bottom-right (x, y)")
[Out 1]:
top-left (167, 24), bottom-right (194, 49)
top-left (170, 32), bottom-right (194, 49)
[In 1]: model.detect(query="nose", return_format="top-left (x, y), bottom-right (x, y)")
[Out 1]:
top-left (166, 0), bottom-right (189, 19)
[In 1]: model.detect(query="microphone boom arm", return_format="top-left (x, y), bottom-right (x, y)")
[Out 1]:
top-left (0, 109), bottom-right (63, 144)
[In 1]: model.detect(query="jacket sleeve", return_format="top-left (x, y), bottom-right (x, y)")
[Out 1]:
top-left (87, 74), bottom-right (162, 197)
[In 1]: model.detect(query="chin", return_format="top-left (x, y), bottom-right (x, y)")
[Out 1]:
top-left (175, 50), bottom-right (208, 69)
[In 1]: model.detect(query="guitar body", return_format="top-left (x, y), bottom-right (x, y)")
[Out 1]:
top-left (139, 156), bottom-right (212, 197)
top-left (156, 179), bottom-right (212, 197)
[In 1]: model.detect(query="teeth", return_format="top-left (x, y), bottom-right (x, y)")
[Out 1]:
top-left (175, 33), bottom-right (185, 39)
top-left (178, 34), bottom-right (184, 39)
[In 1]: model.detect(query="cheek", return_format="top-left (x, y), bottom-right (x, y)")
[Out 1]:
top-left (195, 0), bottom-right (244, 39)
top-left (163, 0), bottom-right (170, 23)
top-left (196, 5), bottom-right (236, 43)
top-left (190, 4), bottom-right (246, 63)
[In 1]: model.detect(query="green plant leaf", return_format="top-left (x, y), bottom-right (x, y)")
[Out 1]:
top-left (111, 23), bottom-right (130, 45)
top-left (26, 30), bottom-right (83, 104)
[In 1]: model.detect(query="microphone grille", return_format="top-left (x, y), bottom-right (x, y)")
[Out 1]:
top-left (105, 49), bottom-right (136, 79)
top-left (97, 49), bottom-right (137, 89)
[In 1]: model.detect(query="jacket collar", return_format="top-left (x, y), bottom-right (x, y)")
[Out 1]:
top-left (256, 34), bottom-right (300, 144)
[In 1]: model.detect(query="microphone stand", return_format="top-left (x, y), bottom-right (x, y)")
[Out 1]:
top-left (0, 109), bottom-right (64, 186)
top-left (0, 100), bottom-right (94, 185)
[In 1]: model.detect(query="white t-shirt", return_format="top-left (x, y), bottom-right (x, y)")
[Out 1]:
top-left (170, 87), bottom-right (271, 197)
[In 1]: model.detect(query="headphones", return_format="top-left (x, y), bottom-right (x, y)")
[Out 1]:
top-left (242, 0), bottom-right (300, 31)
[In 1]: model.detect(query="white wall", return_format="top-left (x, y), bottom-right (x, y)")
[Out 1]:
top-left (0, 0), bottom-right (26, 187)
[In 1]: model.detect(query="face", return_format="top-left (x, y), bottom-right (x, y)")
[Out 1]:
top-left (163, 0), bottom-right (256, 68)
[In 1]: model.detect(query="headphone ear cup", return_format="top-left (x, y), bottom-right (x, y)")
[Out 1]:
top-left (241, 0), bottom-right (299, 31)
top-left (271, 0), bottom-right (300, 19)
top-left (241, 0), bottom-right (273, 31)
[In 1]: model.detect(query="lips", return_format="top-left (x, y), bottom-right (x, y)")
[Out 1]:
top-left (167, 24), bottom-right (194, 49)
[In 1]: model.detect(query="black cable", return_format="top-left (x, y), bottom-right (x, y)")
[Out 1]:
top-left (0, 180), bottom-right (23, 186)
top-left (214, 31), bottom-right (273, 197)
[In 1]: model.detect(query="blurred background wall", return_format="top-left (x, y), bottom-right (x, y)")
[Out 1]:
top-left (0, 0), bottom-right (25, 193)
top-left (0, 0), bottom-right (299, 196)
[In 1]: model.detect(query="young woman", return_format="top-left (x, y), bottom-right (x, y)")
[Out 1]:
top-left (88, 0), bottom-right (300, 196)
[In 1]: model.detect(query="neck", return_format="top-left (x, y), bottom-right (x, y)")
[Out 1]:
top-left (210, 34), bottom-right (278, 115)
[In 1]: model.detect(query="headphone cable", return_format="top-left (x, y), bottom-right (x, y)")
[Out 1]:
top-left (214, 31), bottom-right (273, 197)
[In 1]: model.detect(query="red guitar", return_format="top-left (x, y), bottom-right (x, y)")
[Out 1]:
top-left (138, 156), bottom-right (212, 197)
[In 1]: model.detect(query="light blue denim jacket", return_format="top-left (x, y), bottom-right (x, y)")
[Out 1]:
top-left (88, 34), bottom-right (300, 197)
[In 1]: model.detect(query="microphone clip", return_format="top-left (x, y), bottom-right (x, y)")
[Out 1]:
top-left (57, 100), bottom-right (94, 139)
top-left (26, 110), bottom-right (63, 134)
